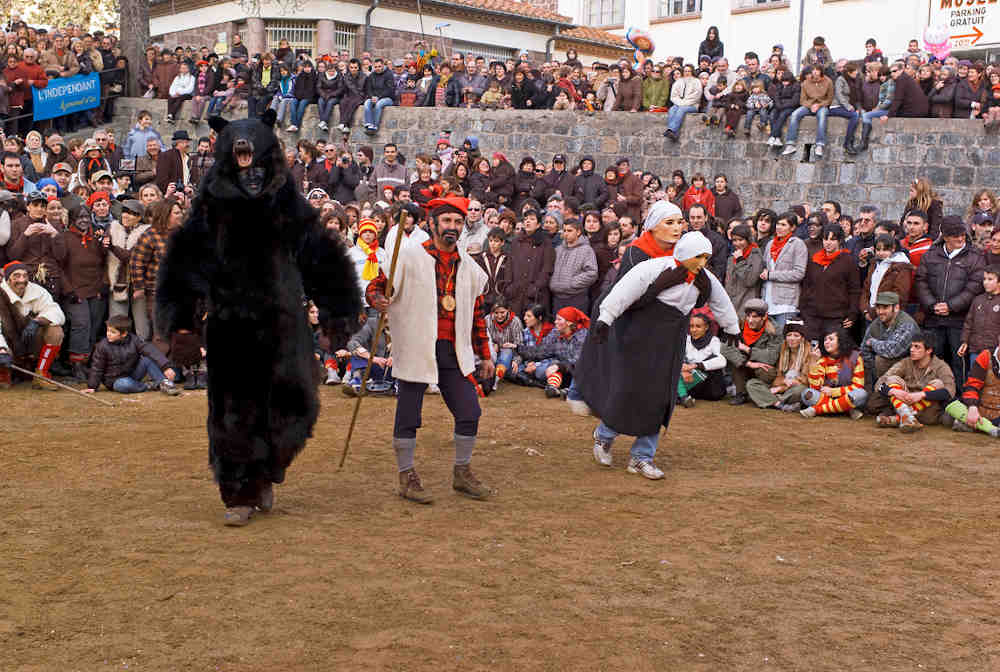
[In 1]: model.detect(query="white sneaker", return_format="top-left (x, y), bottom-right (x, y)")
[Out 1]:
top-left (325, 368), bottom-right (341, 385)
top-left (427, 384), bottom-right (441, 395)
top-left (626, 457), bottom-right (664, 480)
top-left (337, 123), bottom-right (349, 133)
top-left (781, 143), bottom-right (797, 156)
top-left (766, 136), bottom-right (776, 147)
top-left (567, 398), bottom-right (594, 416)
top-left (593, 430), bottom-right (613, 467)
top-left (814, 143), bottom-right (824, 158)
top-left (318, 121), bottom-right (328, 131)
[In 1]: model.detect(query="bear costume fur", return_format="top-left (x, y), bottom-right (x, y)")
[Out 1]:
top-left (156, 110), bottom-right (361, 521)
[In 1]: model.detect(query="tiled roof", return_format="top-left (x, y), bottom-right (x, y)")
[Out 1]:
top-left (431, 0), bottom-right (572, 24)
top-left (559, 26), bottom-right (632, 50)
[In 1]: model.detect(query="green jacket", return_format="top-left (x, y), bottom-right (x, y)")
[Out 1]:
top-left (642, 77), bottom-right (671, 110)
top-left (721, 321), bottom-right (783, 368)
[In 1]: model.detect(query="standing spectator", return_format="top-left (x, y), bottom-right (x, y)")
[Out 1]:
top-left (571, 156), bottom-right (608, 210)
top-left (781, 65), bottom-right (834, 158)
top-left (614, 65), bottom-right (641, 112)
top-left (957, 265), bottom-right (1000, 373)
top-left (681, 174), bottom-right (715, 216)
top-left (335, 58), bottom-right (366, 133)
top-left (472, 227), bottom-right (512, 311)
top-left (107, 200), bottom-right (151, 339)
top-left (800, 224), bottom-right (860, 342)
top-left (698, 26), bottom-right (724, 62)
top-left (60, 209), bottom-right (109, 379)
top-left (859, 291), bottom-right (920, 391)
top-left (507, 209), bottom-right (555, 316)
top-left (712, 174), bottom-right (742, 222)
top-left (900, 178), bottom-right (944, 240)
top-left (860, 235), bottom-right (914, 323)
top-left (155, 130), bottom-right (191, 194)
top-left (955, 61), bottom-right (986, 119)
top-left (761, 211), bottom-right (808, 332)
top-left (725, 223), bottom-right (763, 315)
top-left (611, 158), bottom-right (642, 223)
top-left (5, 190), bottom-right (64, 299)
top-left (801, 36), bottom-right (833, 76)
top-left (549, 218), bottom-right (597, 313)
top-left (914, 216), bottom-right (986, 386)
top-left (122, 110), bottom-right (165, 160)
top-left (687, 203), bottom-right (726, 280)
top-left (663, 64), bottom-right (702, 141)
top-left (361, 58), bottom-right (396, 135)
top-left (369, 142), bottom-right (406, 196)
top-left (929, 66), bottom-right (958, 118)
top-left (512, 157), bottom-right (538, 212)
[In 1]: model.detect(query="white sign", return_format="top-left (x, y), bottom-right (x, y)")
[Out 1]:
top-left (930, 0), bottom-right (998, 49)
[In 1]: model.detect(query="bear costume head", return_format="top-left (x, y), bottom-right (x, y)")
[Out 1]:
top-left (208, 110), bottom-right (286, 200)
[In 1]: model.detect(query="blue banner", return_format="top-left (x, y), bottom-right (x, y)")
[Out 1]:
top-left (31, 73), bottom-right (101, 121)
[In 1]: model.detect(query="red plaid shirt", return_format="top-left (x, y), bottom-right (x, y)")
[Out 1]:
top-left (366, 240), bottom-right (491, 361)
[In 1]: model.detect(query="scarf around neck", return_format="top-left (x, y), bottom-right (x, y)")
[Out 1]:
top-left (739, 242), bottom-right (759, 260)
top-left (358, 238), bottom-right (380, 281)
top-left (742, 320), bottom-right (766, 346)
top-left (769, 233), bottom-right (791, 262)
top-left (632, 230), bottom-right (674, 259)
top-left (812, 248), bottom-right (847, 268)
top-left (690, 330), bottom-right (713, 350)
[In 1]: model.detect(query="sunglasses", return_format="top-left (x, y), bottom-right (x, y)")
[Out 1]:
top-left (535, 169), bottom-right (545, 174)
top-left (469, 206), bottom-right (483, 211)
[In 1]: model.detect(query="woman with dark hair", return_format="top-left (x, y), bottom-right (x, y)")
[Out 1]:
top-left (768, 70), bottom-right (801, 147)
top-left (860, 234), bottom-right (914, 321)
top-left (678, 313), bottom-right (727, 406)
top-left (725, 222), bottom-right (764, 315)
top-left (800, 223), bottom-right (861, 343)
top-left (800, 327), bottom-right (867, 420)
top-left (747, 318), bottom-right (818, 411)
top-left (698, 26), bottom-right (724, 62)
top-left (467, 156), bottom-right (492, 203)
top-left (509, 303), bottom-right (554, 388)
top-left (803, 211), bottom-right (828, 256)
top-left (512, 156), bottom-right (538, 211)
top-left (489, 152), bottom-right (516, 207)
top-left (754, 208), bottom-right (777, 249)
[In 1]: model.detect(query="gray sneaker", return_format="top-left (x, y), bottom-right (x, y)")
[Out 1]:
top-left (592, 429), bottom-right (613, 467)
top-left (626, 457), bottom-right (664, 480)
top-left (159, 380), bottom-right (181, 396)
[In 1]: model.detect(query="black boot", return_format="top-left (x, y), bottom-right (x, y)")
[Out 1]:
top-left (858, 124), bottom-right (872, 152)
top-left (844, 134), bottom-right (858, 155)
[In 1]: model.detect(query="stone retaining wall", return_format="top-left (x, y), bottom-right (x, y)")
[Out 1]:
top-left (109, 98), bottom-right (998, 220)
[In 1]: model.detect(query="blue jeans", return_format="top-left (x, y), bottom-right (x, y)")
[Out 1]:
top-left (496, 348), bottom-right (514, 369)
top-left (318, 97), bottom-right (339, 123)
top-left (786, 105), bottom-right (829, 145)
top-left (745, 107), bottom-right (770, 129)
top-left (666, 104), bottom-right (697, 133)
top-left (769, 107), bottom-right (795, 138)
top-left (828, 106), bottom-right (860, 139)
top-left (363, 97), bottom-right (395, 128)
top-left (112, 356), bottom-right (166, 393)
top-left (207, 96), bottom-right (226, 116)
top-left (349, 355), bottom-right (394, 387)
top-left (862, 109), bottom-right (888, 126)
top-left (595, 421), bottom-right (659, 462)
top-left (290, 98), bottom-right (311, 127)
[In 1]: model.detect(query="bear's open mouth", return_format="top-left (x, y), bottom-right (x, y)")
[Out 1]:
top-left (233, 138), bottom-right (254, 168)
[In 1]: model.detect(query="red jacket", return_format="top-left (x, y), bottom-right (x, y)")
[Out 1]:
top-left (3, 61), bottom-right (48, 107)
top-left (681, 185), bottom-right (716, 216)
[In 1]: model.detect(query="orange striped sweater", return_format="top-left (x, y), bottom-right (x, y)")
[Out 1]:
top-left (807, 353), bottom-right (865, 398)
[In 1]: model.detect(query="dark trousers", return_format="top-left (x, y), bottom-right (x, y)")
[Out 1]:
top-left (62, 295), bottom-right (107, 357)
top-left (930, 324), bottom-right (966, 388)
top-left (394, 340), bottom-right (482, 439)
top-left (802, 313), bottom-right (845, 344)
top-left (769, 107), bottom-right (795, 139)
top-left (167, 94), bottom-right (191, 118)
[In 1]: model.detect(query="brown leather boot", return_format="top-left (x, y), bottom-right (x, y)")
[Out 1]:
top-left (32, 369), bottom-right (59, 391)
top-left (453, 464), bottom-right (490, 500)
top-left (0, 367), bottom-right (11, 389)
top-left (398, 468), bottom-right (433, 504)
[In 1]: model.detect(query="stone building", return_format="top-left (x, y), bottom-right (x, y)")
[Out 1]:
top-left (149, 0), bottom-right (632, 64)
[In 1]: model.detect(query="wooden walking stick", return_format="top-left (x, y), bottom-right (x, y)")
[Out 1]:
top-left (338, 209), bottom-right (408, 470)
top-left (8, 363), bottom-right (117, 407)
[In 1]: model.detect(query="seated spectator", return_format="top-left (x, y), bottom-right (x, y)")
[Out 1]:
top-left (767, 71), bottom-right (801, 147)
top-left (166, 62), bottom-right (195, 124)
top-left (946, 342), bottom-right (1000, 436)
top-left (929, 66), bottom-right (958, 119)
top-left (860, 291), bottom-right (920, 390)
top-left (870, 330), bottom-right (955, 432)
top-left (781, 65), bottom-right (834, 158)
top-left (744, 79), bottom-right (772, 135)
top-left (800, 224), bottom-right (860, 342)
top-left (858, 65), bottom-right (893, 151)
top-left (342, 311), bottom-right (393, 397)
top-left (678, 313), bottom-right (727, 406)
top-left (829, 62), bottom-right (861, 154)
top-left (0, 260), bottom-right (65, 390)
top-left (747, 318), bottom-right (817, 411)
top-left (663, 64), bottom-right (702, 141)
top-left (269, 65), bottom-right (295, 126)
top-left (336, 58), bottom-right (367, 133)
top-left (725, 222), bottom-right (763, 314)
top-left (800, 327), bottom-right (867, 420)
top-left (362, 58), bottom-right (396, 134)
top-left (720, 79), bottom-right (748, 137)
top-left (485, 299), bottom-right (523, 388)
top-left (516, 305), bottom-right (589, 398)
top-left (955, 61), bottom-right (986, 119)
top-left (860, 235), bottom-right (914, 322)
top-left (510, 302), bottom-right (553, 388)
top-left (958, 265), bottom-right (1000, 371)
top-left (84, 315), bottom-right (180, 395)
top-left (287, 59), bottom-right (316, 133)
top-left (722, 298), bottom-right (782, 405)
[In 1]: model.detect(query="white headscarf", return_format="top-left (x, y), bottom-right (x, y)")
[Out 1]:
top-left (642, 199), bottom-right (682, 231)
top-left (674, 231), bottom-right (712, 261)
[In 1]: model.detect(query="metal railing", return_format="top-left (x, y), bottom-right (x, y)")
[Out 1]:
top-left (1, 66), bottom-right (127, 131)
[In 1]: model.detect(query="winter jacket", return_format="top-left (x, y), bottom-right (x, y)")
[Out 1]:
top-left (914, 238), bottom-right (985, 328)
top-left (107, 220), bottom-right (150, 302)
top-left (512, 169), bottom-right (538, 212)
top-left (955, 78), bottom-right (986, 118)
top-left (762, 236), bottom-right (808, 315)
top-left (962, 291), bottom-right (1000, 355)
top-left (832, 75), bottom-right (857, 111)
top-left (292, 68), bottom-right (317, 101)
top-left (251, 64), bottom-right (279, 99)
top-left (772, 80), bottom-right (801, 112)
top-left (536, 169), bottom-right (576, 203)
top-left (489, 161), bottom-right (515, 207)
top-left (681, 186), bottom-right (716, 215)
top-left (473, 250), bottom-right (512, 309)
top-left (507, 229), bottom-right (555, 316)
top-left (364, 68), bottom-right (397, 101)
top-left (510, 81), bottom-right (536, 110)
top-left (725, 245), bottom-right (764, 315)
top-left (88, 333), bottom-right (171, 391)
top-left (39, 48), bottom-right (79, 78)
top-left (801, 250), bottom-right (861, 321)
top-left (721, 318), bottom-right (782, 369)
top-left (328, 161), bottom-right (361, 204)
top-left (685, 335), bottom-right (727, 371)
top-left (550, 238), bottom-right (598, 298)
top-left (859, 252), bottom-right (914, 316)
top-left (698, 39), bottom-right (724, 62)
top-left (712, 189), bottom-right (743, 223)
top-left (571, 158), bottom-right (609, 209)
top-left (613, 170), bottom-right (643, 223)
top-left (642, 76), bottom-right (671, 110)
top-left (889, 73), bottom-right (929, 118)
top-left (518, 325), bottom-right (587, 371)
top-left (861, 309), bottom-right (919, 365)
top-left (317, 71), bottom-right (340, 100)
top-left (860, 78), bottom-right (881, 112)
top-left (335, 70), bottom-right (366, 100)
top-left (5, 215), bottom-right (66, 296)
top-left (614, 73), bottom-right (642, 112)
top-left (928, 76), bottom-right (958, 118)
top-left (60, 225), bottom-right (109, 300)
top-left (800, 76), bottom-right (834, 108)
top-left (670, 77), bottom-right (702, 108)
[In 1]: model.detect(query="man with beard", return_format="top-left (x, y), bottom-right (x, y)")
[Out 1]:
top-left (368, 195), bottom-right (494, 504)
top-left (0, 261), bottom-right (65, 390)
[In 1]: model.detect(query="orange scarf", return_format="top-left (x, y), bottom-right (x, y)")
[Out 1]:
top-left (740, 242), bottom-right (759, 260)
top-left (742, 320), bottom-right (766, 346)
top-left (769, 233), bottom-right (790, 262)
top-left (812, 248), bottom-right (847, 268)
top-left (631, 230), bottom-right (674, 259)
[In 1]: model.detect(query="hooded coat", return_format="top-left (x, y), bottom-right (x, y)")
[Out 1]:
top-left (571, 156), bottom-right (609, 209)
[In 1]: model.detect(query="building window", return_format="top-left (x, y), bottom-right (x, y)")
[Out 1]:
top-left (451, 40), bottom-right (515, 62)
top-left (652, 0), bottom-right (702, 18)
top-left (584, 0), bottom-right (625, 26)
top-left (334, 22), bottom-right (357, 55)
top-left (733, 0), bottom-right (788, 7)
top-left (265, 19), bottom-right (317, 58)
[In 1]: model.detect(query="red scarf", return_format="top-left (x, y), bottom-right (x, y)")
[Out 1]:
top-left (493, 311), bottom-right (513, 331)
top-left (742, 320), bottom-right (765, 346)
top-left (769, 233), bottom-right (791, 262)
top-left (3, 177), bottom-right (23, 192)
top-left (739, 242), bottom-right (759, 260)
top-left (531, 322), bottom-right (553, 343)
top-left (70, 222), bottom-right (95, 248)
top-left (812, 248), bottom-right (847, 268)
top-left (631, 230), bottom-right (674, 259)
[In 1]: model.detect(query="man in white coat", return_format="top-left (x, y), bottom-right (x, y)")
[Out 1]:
top-left (368, 195), bottom-right (494, 504)
top-left (0, 261), bottom-right (66, 390)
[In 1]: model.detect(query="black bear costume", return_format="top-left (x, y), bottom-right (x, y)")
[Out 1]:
top-left (156, 111), bottom-right (360, 525)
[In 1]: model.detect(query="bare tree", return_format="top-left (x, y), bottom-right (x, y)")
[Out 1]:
top-left (119, 0), bottom-right (149, 96)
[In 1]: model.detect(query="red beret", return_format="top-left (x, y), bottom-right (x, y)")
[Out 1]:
top-left (427, 195), bottom-right (469, 217)
top-left (85, 191), bottom-right (110, 208)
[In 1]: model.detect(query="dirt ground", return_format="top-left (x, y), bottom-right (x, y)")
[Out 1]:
top-left (2, 381), bottom-right (999, 671)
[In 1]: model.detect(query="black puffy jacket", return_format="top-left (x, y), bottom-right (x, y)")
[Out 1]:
top-left (571, 156), bottom-right (609, 209)
top-left (915, 237), bottom-right (986, 327)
